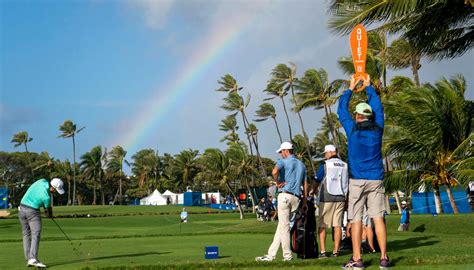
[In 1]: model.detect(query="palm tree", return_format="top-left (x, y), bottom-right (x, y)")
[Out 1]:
top-left (387, 37), bottom-right (422, 86)
top-left (295, 68), bottom-right (346, 149)
top-left (384, 75), bottom-right (472, 214)
top-left (131, 149), bottom-right (161, 192)
top-left (80, 146), bottom-right (103, 205)
top-left (202, 148), bottom-right (245, 219)
top-left (255, 103), bottom-right (283, 143)
top-left (220, 88), bottom-right (265, 176)
top-left (219, 115), bottom-right (240, 145)
top-left (58, 120), bottom-right (85, 206)
top-left (327, 0), bottom-right (473, 60)
top-left (174, 149), bottom-right (199, 192)
top-left (107, 145), bottom-right (128, 205)
top-left (270, 63), bottom-right (315, 176)
top-left (264, 81), bottom-right (292, 139)
top-left (11, 131), bottom-right (34, 178)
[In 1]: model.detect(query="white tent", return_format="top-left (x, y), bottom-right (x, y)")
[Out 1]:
top-left (140, 189), bottom-right (167, 206)
top-left (163, 190), bottom-right (178, 204)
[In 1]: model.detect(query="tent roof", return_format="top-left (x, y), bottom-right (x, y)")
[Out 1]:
top-left (163, 190), bottom-right (176, 196)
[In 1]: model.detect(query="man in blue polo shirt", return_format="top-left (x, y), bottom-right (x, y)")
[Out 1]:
top-left (338, 75), bottom-right (389, 269)
top-left (19, 178), bottom-right (65, 268)
top-left (256, 141), bottom-right (307, 262)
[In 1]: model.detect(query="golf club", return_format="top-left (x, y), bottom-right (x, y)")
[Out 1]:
top-left (51, 218), bottom-right (84, 257)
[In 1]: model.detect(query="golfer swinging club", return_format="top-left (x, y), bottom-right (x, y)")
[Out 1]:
top-left (19, 178), bottom-right (65, 268)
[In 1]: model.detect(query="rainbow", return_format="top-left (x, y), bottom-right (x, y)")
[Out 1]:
top-left (111, 9), bottom-right (263, 153)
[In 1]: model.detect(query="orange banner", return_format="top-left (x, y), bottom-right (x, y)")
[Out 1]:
top-left (350, 24), bottom-right (368, 79)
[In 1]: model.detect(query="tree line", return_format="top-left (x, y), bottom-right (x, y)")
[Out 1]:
top-left (1, 1), bottom-right (472, 217)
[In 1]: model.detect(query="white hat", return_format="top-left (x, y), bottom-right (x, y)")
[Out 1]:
top-left (354, 102), bottom-right (373, 116)
top-left (401, 201), bottom-right (407, 205)
top-left (324, 144), bottom-right (337, 153)
top-left (50, 178), bottom-right (65, 195)
top-left (276, 142), bottom-right (293, 153)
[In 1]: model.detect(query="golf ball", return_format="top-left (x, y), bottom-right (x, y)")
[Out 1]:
top-left (87, 214), bottom-right (90, 217)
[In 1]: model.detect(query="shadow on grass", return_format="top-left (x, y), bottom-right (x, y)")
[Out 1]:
top-left (218, 256), bottom-right (231, 259)
top-left (48, 251), bottom-right (172, 267)
top-left (389, 236), bottom-right (439, 251)
top-left (363, 256), bottom-right (404, 267)
top-left (413, 224), bottom-right (426, 232)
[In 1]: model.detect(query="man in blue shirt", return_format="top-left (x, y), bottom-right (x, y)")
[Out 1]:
top-left (337, 75), bottom-right (390, 269)
top-left (19, 178), bottom-right (64, 268)
top-left (256, 142), bottom-right (307, 262)
top-left (398, 201), bottom-right (410, 231)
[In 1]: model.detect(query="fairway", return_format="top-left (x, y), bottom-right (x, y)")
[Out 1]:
top-left (1, 206), bottom-right (473, 270)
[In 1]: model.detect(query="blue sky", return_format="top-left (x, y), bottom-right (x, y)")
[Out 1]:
top-left (1, 0), bottom-right (473, 167)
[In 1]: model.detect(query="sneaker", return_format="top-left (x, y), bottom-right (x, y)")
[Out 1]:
top-left (283, 256), bottom-right (293, 261)
top-left (379, 258), bottom-right (390, 269)
top-left (342, 257), bottom-right (364, 270)
top-left (318, 252), bottom-right (328, 258)
top-left (332, 252), bottom-right (339, 257)
top-left (255, 255), bottom-right (275, 262)
top-left (27, 259), bottom-right (46, 268)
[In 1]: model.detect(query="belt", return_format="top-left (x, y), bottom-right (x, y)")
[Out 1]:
top-left (20, 204), bottom-right (39, 211)
top-left (282, 191), bottom-right (299, 198)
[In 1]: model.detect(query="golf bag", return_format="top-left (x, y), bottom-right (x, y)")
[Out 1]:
top-left (290, 199), bottom-right (318, 259)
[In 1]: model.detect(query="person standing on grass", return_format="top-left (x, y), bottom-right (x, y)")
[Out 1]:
top-left (256, 142), bottom-right (308, 262)
top-left (19, 178), bottom-right (65, 268)
top-left (398, 201), bottom-right (410, 231)
top-left (312, 144), bottom-right (348, 258)
top-left (337, 75), bottom-right (390, 269)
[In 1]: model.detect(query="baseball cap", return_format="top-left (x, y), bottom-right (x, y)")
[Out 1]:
top-left (276, 142), bottom-right (293, 153)
top-left (50, 178), bottom-right (65, 195)
top-left (324, 144), bottom-right (337, 153)
top-left (354, 102), bottom-right (373, 116)
top-left (401, 201), bottom-right (407, 205)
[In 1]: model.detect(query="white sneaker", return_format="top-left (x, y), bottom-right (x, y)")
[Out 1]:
top-left (27, 259), bottom-right (46, 268)
top-left (283, 256), bottom-right (293, 261)
top-left (255, 255), bottom-right (275, 262)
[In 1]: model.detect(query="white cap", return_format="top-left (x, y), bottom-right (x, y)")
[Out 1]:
top-left (276, 142), bottom-right (293, 153)
top-left (401, 201), bottom-right (407, 205)
top-left (50, 178), bottom-right (65, 195)
top-left (324, 144), bottom-right (337, 153)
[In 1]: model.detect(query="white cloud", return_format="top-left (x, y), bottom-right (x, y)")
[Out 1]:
top-left (129, 0), bottom-right (175, 29)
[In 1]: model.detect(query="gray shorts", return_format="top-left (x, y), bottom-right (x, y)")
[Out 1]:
top-left (347, 179), bottom-right (385, 223)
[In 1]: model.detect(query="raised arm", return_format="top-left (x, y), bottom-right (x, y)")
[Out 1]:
top-left (366, 85), bottom-right (384, 129)
top-left (337, 89), bottom-right (355, 134)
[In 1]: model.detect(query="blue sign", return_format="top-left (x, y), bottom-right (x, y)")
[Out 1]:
top-left (205, 246), bottom-right (219, 259)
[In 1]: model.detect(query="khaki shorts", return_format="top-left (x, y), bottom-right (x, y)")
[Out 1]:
top-left (348, 179), bottom-right (385, 223)
top-left (318, 201), bottom-right (345, 228)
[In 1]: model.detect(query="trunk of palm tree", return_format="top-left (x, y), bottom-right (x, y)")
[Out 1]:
top-left (290, 86), bottom-right (316, 177)
top-left (411, 55), bottom-right (421, 87)
top-left (433, 184), bottom-right (443, 214)
top-left (393, 191), bottom-right (402, 214)
top-left (100, 178), bottom-right (105, 205)
top-left (242, 112), bottom-right (266, 178)
top-left (67, 180), bottom-right (71, 205)
top-left (93, 177), bottom-right (97, 205)
top-left (225, 182), bottom-right (244, 220)
top-left (23, 143), bottom-right (35, 179)
top-left (72, 135), bottom-right (77, 206)
top-left (385, 194), bottom-right (391, 214)
top-left (445, 182), bottom-right (459, 214)
top-left (241, 113), bottom-right (254, 156)
top-left (272, 116), bottom-right (283, 143)
top-left (246, 182), bottom-right (256, 214)
top-left (280, 96), bottom-right (292, 140)
top-left (324, 105), bottom-right (339, 149)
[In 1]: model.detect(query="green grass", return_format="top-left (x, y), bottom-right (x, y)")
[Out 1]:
top-left (0, 206), bottom-right (473, 269)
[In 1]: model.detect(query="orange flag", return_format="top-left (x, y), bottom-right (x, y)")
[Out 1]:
top-left (350, 24), bottom-right (368, 80)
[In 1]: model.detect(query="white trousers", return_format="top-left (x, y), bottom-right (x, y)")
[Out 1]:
top-left (267, 192), bottom-right (300, 259)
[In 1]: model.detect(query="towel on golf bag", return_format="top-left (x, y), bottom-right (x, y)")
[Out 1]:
top-left (290, 199), bottom-right (318, 259)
